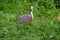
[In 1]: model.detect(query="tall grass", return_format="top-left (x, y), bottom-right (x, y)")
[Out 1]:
top-left (0, 0), bottom-right (60, 40)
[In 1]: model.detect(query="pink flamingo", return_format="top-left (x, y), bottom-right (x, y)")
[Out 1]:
top-left (16, 5), bottom-right (33, 24)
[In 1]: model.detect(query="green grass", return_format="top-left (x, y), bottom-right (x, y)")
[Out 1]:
top-left (0, 0), bottom-right (60, 40)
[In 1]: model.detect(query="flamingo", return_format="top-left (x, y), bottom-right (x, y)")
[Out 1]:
top-left (16, 5), bottom-right (33, 24)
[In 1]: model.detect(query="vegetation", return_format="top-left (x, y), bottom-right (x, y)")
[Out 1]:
top-left (0, 0), bottom-right (60, 40)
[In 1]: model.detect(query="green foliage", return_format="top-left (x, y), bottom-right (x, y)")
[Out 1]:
top-left (54, 0), bottom-right (60, 8)
top-left (0, 0), bottom-right (60, 40)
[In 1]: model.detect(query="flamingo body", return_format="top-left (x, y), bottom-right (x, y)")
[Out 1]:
top-left (17, 14), bottom-right (32, 24)
top-left (17, 5), bottom-right (33, 24)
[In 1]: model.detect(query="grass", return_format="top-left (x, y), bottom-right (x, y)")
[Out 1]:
top-left (0, 0), bottom-right (60, 40)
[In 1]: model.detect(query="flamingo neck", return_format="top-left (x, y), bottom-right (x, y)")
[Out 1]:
top-left (30, 6), bottom-right (33, 19)
top-left (30, 12), bottom-right (33, 19)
